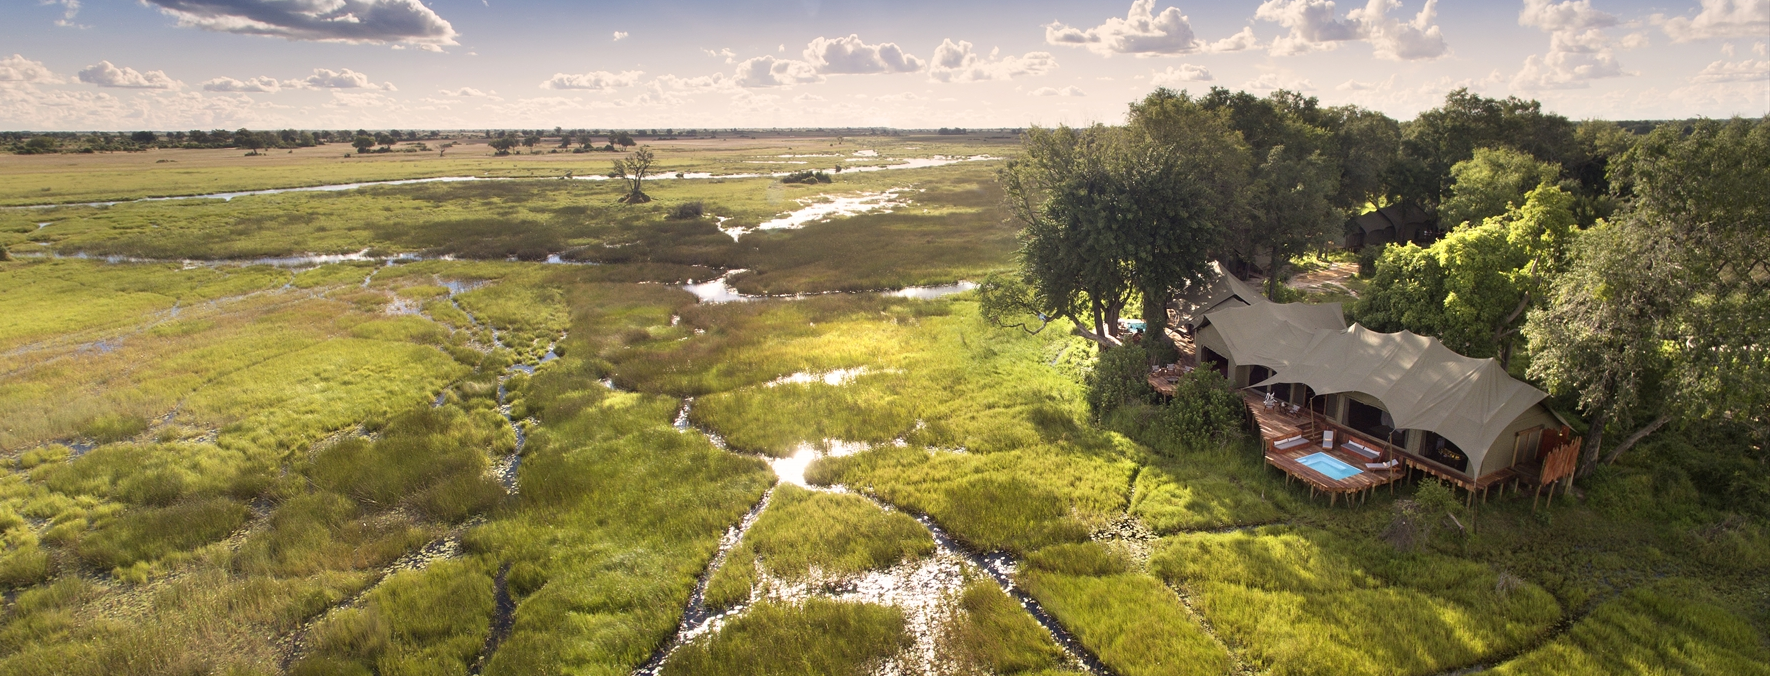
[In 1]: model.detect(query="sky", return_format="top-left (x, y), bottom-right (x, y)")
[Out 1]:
top-left (0, 0), bottom-right (1765, 131)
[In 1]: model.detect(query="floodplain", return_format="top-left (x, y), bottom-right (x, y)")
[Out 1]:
top-left (0, 134), bottom-right (1764, 676)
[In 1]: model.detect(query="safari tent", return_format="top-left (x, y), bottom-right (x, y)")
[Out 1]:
top-left (1178, 268), bottom-right (1570, 487)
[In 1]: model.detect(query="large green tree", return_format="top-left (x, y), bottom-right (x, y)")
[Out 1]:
top-left (1438, 147), bottom-right (1563, 228)
top-left (1526, 117), bottom-right (1769, 473)
top-left (1398, 88), bottom-right (1579, 212)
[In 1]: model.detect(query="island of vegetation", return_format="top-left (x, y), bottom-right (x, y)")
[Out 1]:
top-left (0, 89), bottom-right (1764, 676)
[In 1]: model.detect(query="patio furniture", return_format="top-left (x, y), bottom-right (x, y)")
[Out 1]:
top-left (1365, 459), bottom-right (1400, 470)
top-left (1344, 440), bottom-right (1380, 460)
top-left (1274, 435), bottom-right (1310, 450)
top-left (1321, 430), bottom-right (1335, 449)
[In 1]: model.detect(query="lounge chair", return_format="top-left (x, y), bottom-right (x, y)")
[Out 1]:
top-left (1365, 459), bottom-right (1399, 471)
top-left (1344, 440), bottom-right (1380, 460)
top-left (1274, 435), bottom-right (1310, 450)
top-left (1321, 430), bottom-right (1335, 449)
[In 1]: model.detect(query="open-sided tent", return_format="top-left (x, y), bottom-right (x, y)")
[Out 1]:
top-left (1250, 324), bottom-right (1552, 477)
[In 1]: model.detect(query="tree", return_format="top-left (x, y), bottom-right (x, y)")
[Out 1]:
top-left (1245, 145), bottom-right (1342, 299)
top-left (993, 93), bottom-right (1242, 352)
top-left (609, 146), bottom-right (655, 203)
top-left (1526, 117), bottom-right (1769, 473)
top-left (1399, 88), bottom-right (1578, 213)
top-left (352, 135), bottom-right (376, 154)
top-left (488, 137), bottom-right (519, 155)
top-left (130, 131), bottom-right (158, 145)
top-left (374, 132), bottom-right (394, 150)
top-left (1357, 183), bottom-right (1576, 363)
top-left (1438, 147), bottom-right (1562, 228)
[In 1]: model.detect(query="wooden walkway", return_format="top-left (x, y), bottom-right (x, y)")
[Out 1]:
top-left (1245, 392), bottom-right (1402, 506)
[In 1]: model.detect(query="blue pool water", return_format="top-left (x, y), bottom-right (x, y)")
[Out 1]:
top-left (1297, 452), bottom-right (1363, 480)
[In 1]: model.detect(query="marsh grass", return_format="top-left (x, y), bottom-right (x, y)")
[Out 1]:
top-left (702, 484), bottom-right (935, 610)
top-left (295, 558), bottom-right (495, 676)
top-left (661, 598), bottom-right (909, 676)
top-left (1489, 580), bottom-right (1770, 675)
top-left (1150, 525), bottom-right (1562, 676)
top-left (942, 580), bottom-right (1074, 675)
top-left (1017, 542), bottom-right (1231, 676)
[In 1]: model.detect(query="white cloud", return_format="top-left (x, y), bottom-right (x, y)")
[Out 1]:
top-left (733, 56), bottom-right (823, 87)
top-left (0, 54), bottom-right (62, 84)
top-left (1032, 85), bottom-right (1086, 96)
top-left (794, 93), bottom-right (825, 102)
top-left (78, 61), bottom-right (181, 89)
top-left (296, 68), bottom-right (395, 90)
top-left (438, 87), bottom-right (497, 97)
top-left (1045, 0), bottom-right (1204, 56)
top-left (927, 39), bottom-right (1058, 82)
top-left (540, 70), bottom-right (644, 90)
top-left (657, 72), bottom-right (734, 90)
top-left (1620, 32), bottom-right (1650, 49)
top-left (1255, 0), bottom-right (1449, 60)
top-left (1661, 0), bottom-right (1769, 42)
top-left (202, 75), bottom-right (281, 92)
top-left (324, 90), bottom-right (404, 109)
top-left (612, 31), bottom-right (628, 41)
top-left (1206, 26), bottom-right (1261, 52)
top-left (1150, 64), bottom-right (1213, 85)
top-left (44, 0), bottom-right (86, 28)
top-left (802, 35), bottom-right (923, 74)
top-left (1512, 0), bottom-right (1629, 90)
top-left (703, 47), bottom-right (737, 63)
top-left (145, 0), bottom-right (457, 49)
top-left (1758, 41), bottom-right (1769, 56)
top-left (1243, 72), bottom-right (1315, 90)
top-left (1693, 58), bottom-right (1770, 82)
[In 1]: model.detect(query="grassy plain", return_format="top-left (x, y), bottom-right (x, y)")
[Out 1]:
top-left (0, 136), bottom-right (1764, 676)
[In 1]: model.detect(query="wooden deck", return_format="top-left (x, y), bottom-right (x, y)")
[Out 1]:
top-left (1248, 392), bottom-right (1403, 506)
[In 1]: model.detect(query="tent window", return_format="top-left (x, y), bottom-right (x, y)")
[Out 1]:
top-left (1290, 384), bottom-right (1314, 406)
top-left (1346, 397), bottom-right (1395, 441)
top-left (1419, 430), bottom-right (1468, 473)
top-left (1249, 366), bottom-right (1273, 393)
top-left (1202, 347), bottom-right (1229, 379)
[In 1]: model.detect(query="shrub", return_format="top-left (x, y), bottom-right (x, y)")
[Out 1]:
top-left (780, 170), bottom-right (832, 184)
top-left (1140, 368), bottom-right (1245, 454)
top-left (668, 201), bottom-right (706, 220)
top-left (1085, 344), bottom-right (1151, 419)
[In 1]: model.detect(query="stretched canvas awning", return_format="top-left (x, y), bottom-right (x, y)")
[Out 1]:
top-left (1197, 302), bottom-right (1346, 370)
top-left (1250, 324), bottom-right (1549, 472)
top-left (1175, 261), bottom-right (1267, 327)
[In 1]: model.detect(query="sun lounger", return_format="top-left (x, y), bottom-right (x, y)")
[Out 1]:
top-left (1344, 440), bottom-right (1380, 460)
top-left (1321, 430), bottom-right (1335, 449)
top-left (1274, 435), bottom-right (1310, 450)
top-left (1365, 459), bottom-right (1399, 470)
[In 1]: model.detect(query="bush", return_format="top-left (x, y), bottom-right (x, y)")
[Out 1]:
top-left (1139, 368), bottom-right (1245, 454)
top-left (668, 201), bottom-right (706, 220)
top-left (780, 170), bottom-right (832, 184)
top-left (1085, 344), bottom-right (1151, 419)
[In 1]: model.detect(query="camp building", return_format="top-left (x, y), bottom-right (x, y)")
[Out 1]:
top-left (1171, 266), bottom-right (1573, 497)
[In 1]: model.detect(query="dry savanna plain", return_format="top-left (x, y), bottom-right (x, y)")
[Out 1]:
top-left (0, 134), bottom-right (1764, 676)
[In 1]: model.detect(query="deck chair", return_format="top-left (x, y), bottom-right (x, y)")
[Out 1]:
top-left (1321, 430), bottom-right (1335, 449)
top-left (1263, 391), bottom-right (1278, 409)
top-left (1274, 435), bottom-right (1310, 450)
top-left (1344, 440), bottom-right (1380, 460)
top-left (1365, 459), bottom-right (1400, 471)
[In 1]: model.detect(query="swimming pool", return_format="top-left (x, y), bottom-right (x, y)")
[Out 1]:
top-left (1297, 452), bottom-right (1364, 481)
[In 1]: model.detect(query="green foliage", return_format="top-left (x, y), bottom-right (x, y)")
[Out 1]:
top-left (1020, 542), bottom-right (1230, 676)
top-left (232, 492), bottom-right (431, 577)
top-left (75, 497), bottom-right (249, 570)
top-left (944, 580), bottom-right (1070, 674)
top-left (1152, 526), bottom-right (1561, 676)
top-left (1128, 450), bottom-right (1287, 533)
top-left (307, 406), bottom-right (506, 522)
top-left (780, 170), bottom-right (832, 184)
top-left (1491, 581), bottom-right (1770, 675)
top-left (298, 559), bottom-right (495, 675)
top-left (1439, 147), bottom-right (1562, 228)
top-left (704, 485), bottom-right (934, 610)
top-left (1084, 345), bottom-right (1151, 418)
top-left (661, 599), bottom-right (909, 676)
top-left (1356, 183), bottom-right (1576, 359)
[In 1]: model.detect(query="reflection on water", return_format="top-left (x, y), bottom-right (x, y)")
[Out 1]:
top-left (681, 271), bottom-right (977, 304)
top-left (726, 189), bottom-right (910, 241)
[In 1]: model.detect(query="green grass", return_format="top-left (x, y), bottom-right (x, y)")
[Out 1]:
top-left (1150, 525), bottom-right (1563, 676)
top-left (703, 484), bottom-right (935, 610)
top-left (943, 580), bottom-right (1076, 675)
top-left (295, 559), bottom-right (496, 676)
top-left (661, 598), bottom-right (909, 676)
top-left (1018, 542), bottom-right (1232, 676)
top-left (1489, 580), bottom-right (1770, 675)
top-left (1128, 449), bottom-right (1291, 532)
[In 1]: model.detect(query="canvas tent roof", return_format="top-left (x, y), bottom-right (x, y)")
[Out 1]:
top-left (1197, 302), bottom-right (1346, 370)
top-left (1176, 261), bottom-right (1274, 328)
top-left (1244, 324), bottom-right (1549, 473)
